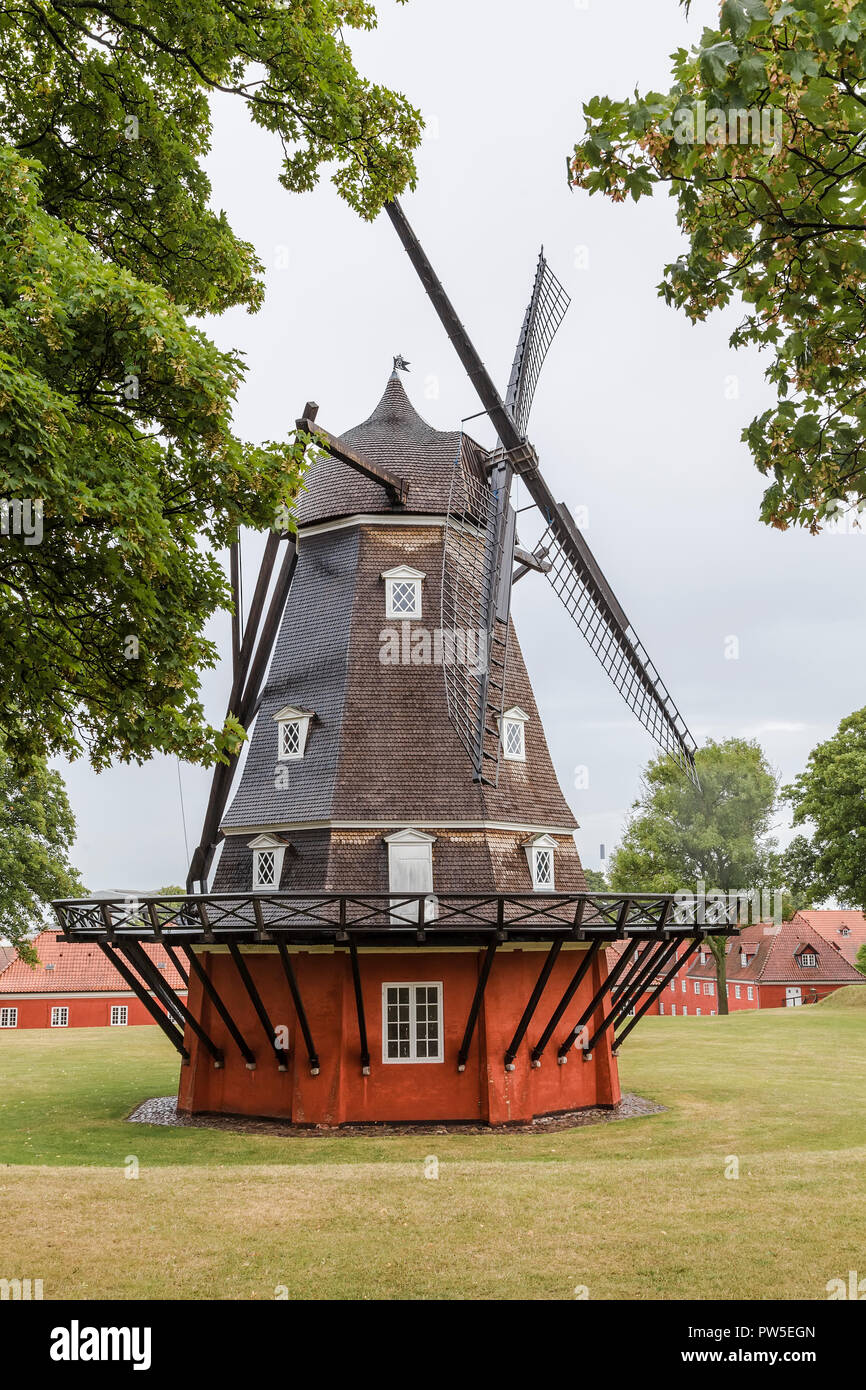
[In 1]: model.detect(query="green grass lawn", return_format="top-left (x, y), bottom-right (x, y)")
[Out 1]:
top-left (1, 1004), bottom-right (864, 1299)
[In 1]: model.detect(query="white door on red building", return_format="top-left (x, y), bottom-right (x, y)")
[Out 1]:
top-left (785, 987), bottom-right (802, 1007)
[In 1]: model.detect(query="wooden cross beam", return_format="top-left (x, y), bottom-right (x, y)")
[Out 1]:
top-left (297, 404), bottom-right (410, 505)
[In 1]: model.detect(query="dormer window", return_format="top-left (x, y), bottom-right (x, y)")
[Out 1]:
top-left (797, 950), bottom-right (819, 969)
top-left (500, 707), bottom-right (529, 762)
top-left (273, 706), bottom-right (313, 760)
top-left (249, 833), bottom-right (289, 892)
top-left (384, 828), bottom-right (437, 924)
top-left (840, 927), bottom-right (850, 937)
top-left (524, 833), bottom-right (556, 892)
top-left (382, 566), bottom-right (425, 619)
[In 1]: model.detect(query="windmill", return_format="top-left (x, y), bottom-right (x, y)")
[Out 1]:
top-left (385, 198), bottom-right (698, 790)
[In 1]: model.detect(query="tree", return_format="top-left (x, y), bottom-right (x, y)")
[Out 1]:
top-left (609, 738), bottom-right (779, 1013)
top-left (0, 2), bottom-right (421, 773)
top-left (856, 943), bottom-right (866, 976)
top-left (781, 706), bottom-right (866, 911)
top-left (0, 746), bottom-right (83, 959)
top-left (569, 0), bottom-right (866, 533)
top-left (582, 868), bottom-right (610, 892)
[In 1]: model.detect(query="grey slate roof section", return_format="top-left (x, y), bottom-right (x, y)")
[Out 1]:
top-left (220, 527), bottom-right (359, 829)
top-left (294, 373), bottom-right (479, 528)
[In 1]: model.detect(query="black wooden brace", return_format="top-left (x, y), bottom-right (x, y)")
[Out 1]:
top-left (228, 943), bottom-right (287, 1069)
top-left (530, 939), bottom-right (601, 1065)
top-left (120, 942), bottom-right (224, 1066)
top-left (556, 940), bottom-right (639, 1061)
top-left (614, 936), bottom-right (705, 1052)
top-left (347, 938), bottom-right (370, 1074)
top-left (184, 948), bottom-right (256, 1067)
top-left (504, 939), bottom-right (562, 1069)
top-left (583, 938), bottom-right (681, 1057)
top-left (162, 941), bottom-right (189, 987)
top-left (276, 942), bottom-right (320, 1074)
top-left (98, 944), bottom-right (188, 1061)
top-left (457, 941), bottom-right (497, 1072)
top-left (611, 938), bottom-right (671, 1011)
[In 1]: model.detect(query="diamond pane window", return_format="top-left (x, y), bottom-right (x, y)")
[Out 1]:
top-left (279, 721), bottom-right (301, 758)
top-left (383, 983), bottom-right (442, 1063)
top-left (254, 849), bottom-right (276, 890)
top-left (533, 848), bottom-right (553, 888)
top-left (382, 566), bottom-right (425, 620)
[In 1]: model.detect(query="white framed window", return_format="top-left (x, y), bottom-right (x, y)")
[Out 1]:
top-left (670, 980), bottom-right (676, 993)
top-left (383, 982), bottom-right (442, 1062)
top-left (0, 1007), bottom-right (18, 1028)
top-left (704, 981), bottom-right (714, 996)
top-left (747, 986), bottom-right (754, 1000)
top-left (740, 952), bottom-right (748, 968)
top-left (273, 705), bottom-right (313, 761)
top-left (250, 833), bottom-right (288, 892)
top-left (382, 565), bottom-right (425, 619)
top-left (658, 1002), bottom-right (665, 1015)
top-left (735, 984), bottom-right (741, 999)
top-left (51, 1006), bottom-right (68, 1028)
top-left (682, 1006), bottom-right (688, 1016)
top-left (694, 981), bottom-right (700, 996)
top-left (671, 1004), bottom-right (677, 1016)
top-left (681, 979), bottom-right (686, 993)
top-left (798, 951), bottom-right (818, 968)
top-left (385, 829), bottom-right (436, 924)
top-left (840, 927), bottom-right (850, 937)
top-left (696, 1008), bottom-right (701, 1016)
top-left (524, 833), bottom-right (556, 892)
top-left (500, 706), bottom-right (529, 762)
top-left (110, 1005), bottom-right (128, 1026)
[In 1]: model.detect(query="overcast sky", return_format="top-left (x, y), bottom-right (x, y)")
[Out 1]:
top-left (59, 0), bottom-right (866, 892)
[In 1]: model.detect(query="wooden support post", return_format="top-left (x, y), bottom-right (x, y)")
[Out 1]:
top-left (554, 939), bottom-right (638, 1062)
top-left (457, 941), bottom-right (497, 1072)
top-left (99, 944), bottom-right (188, 1061)
top-left (504, 938), bottom-right (562, 1070)
top-left (614, 937), bottom-right (704, 1052)
top-left (347, 937), bottom-right (370, 1075)
top-left (184, 948), bottom-right (256, 1069)
top-left (228, 943), bottom-right (287, 1069)
top-left (120, 943), bottom-right (224, 1067)
top-left (276, 942), bottom-right (320, 1075)
top-left (530, 939), bottom-right (601, 1066)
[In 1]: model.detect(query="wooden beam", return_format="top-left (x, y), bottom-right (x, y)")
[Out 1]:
top-left (98, 944), bottom-right (188, 1060)
top-left (297, 414), bottom-right (409, 505)
top-left (457, 941), bottom-right (497, 1072)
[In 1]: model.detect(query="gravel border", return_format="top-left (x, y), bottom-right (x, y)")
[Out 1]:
top-left (127, 1091), bottom-right (664, 1137)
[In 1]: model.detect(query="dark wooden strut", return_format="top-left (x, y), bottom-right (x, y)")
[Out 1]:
top-left (120, 942), bottom-right (224, 1067)
top-left (296, 408), bottom-right (410, 505)
top-left (97, 944), bottom-right (189, 1061)
top-left (555, 939), bottom-right (640, 1063)
top-left (347, 938), bottom-right (370, 1075)
top-left (611, 937), bottom-right (680, 1024)
top-left (187, 528), bottom-right (297, 893)
top-left (183, 948), bottom-right (257, 1069)
top-left (227, 943), bottom-right (287, 1070)
top-left (161, 941), bottom-right (189, 987)
top-left (611, 938), bottom-right (668, 1008)
top-left (503, 939), bottom-right (562, 1070)
top-left (614, 936), bottom-right (705, 1053)
top-left (276, 942), bottom-right (320, 1075)
top-left (229, 534), bottom-right (242, 676)
top-left (457, 941), bottom-right (498, 1072)
top-left (530, 938), bottom-right (602, 1067)
top-left (582, 938), bottom-right (681, 1059)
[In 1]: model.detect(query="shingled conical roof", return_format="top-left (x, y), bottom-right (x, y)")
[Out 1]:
top-left (294, 373), bottom-right (471, 528)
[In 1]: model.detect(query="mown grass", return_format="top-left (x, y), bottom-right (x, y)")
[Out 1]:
top-left (0, 1009), bottom-right (864, 1298)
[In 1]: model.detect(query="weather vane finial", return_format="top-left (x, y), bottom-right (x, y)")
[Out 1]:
top-left (393, 354), bottom-right (411, 374)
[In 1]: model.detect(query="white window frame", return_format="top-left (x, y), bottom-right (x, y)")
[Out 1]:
top-left (250, 833), bottom-right (288, 892)
top-left (500, 706), bottom-right (529, 762)
top-left (735, 984), bottom-right (741, 999)
top-left (0, 1007), bottom-right (18, 1028)
top-left (382, 565), bottom-right (425, 620)
top-left (798, 951), bottom-right (818, 969)
top-left (110, 1005), bottom-right (128, 1026)
top-left (682, 1006), bottom-right (688, 1016)
top-left (696, 1008), bottom-right (701, 1016)
top-left (50, 1006), bottom-right (68, 1028)
top-left (747, 986), bottom-right (754, 1001)
top-left (694, 981), bottom-right (700, 996)
top-left (273, 706), bottom-right (313, 761)
top-left (671, 1004), bottom-right (676, 1016)
top-left (524, 833), bottom-right (556, 893)
top-left (658, 1002), bottom-right (665, 1016)
top-left (385, 829), bottom-right (437, 924)
top-left (382, 982), bottom-right (443, 1064)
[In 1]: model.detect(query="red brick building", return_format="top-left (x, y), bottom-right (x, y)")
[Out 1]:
top-left (613, 917), bottom-right (865, 1017)
top-left (792, 909), bottom-right (866, 971)
top-left (0, 930), bottom-right (187, 1031)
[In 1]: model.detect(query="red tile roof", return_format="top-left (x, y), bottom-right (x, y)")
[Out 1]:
top-left (686, 919), bottom-right (865, 987)
top-left (0, 931), bottom-right (187, 995)
top-left (0, 945), bottom-right (16, 973)
top-left (793, 910), bottom-right (866, 969)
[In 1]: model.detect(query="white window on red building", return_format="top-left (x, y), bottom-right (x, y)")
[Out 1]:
top-left (51, 1006), bottom-right (68, 1027)
top-left (798, 951), bottom-right (819, 969)
top-left (681, 980), bottom-right (686, 993)
top-left (735, 985), bottom-right (742, 999)
top-left (682, 1006), bottom-right (688, 1016)
top-left (110, 1005), bottom-right (128, 1026)
top-left (0, 1007), bottom-right (18, 1028)
top-left (696, 1008), bottom-right (701, 1016)
top-left (747, 986), bottom-right (754, 1000)
top-left (382, 983), bottom-right (442, 1062)
top-left (658, 1002), bottom-right (665, 1016)
top-left (671, 1004), bottom-right (677, 1016)
top-left (694, 981), bottom-right (700, 996)
top-left (704, 982), bottom-right (714, 996)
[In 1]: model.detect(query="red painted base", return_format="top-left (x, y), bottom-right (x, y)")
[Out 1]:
top-left (177, 945), bottom-right (621, 1126)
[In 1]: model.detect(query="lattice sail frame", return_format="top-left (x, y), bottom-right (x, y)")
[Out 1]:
top-left (440, 434), bottom-right (511, 785)
top-left (506, 251), bottom-right (572, 437)
top-left (539, 517), bottom-right (698, 780)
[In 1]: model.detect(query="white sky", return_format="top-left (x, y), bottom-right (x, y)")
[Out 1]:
top-left (59, 0), bottom-right (866, 890)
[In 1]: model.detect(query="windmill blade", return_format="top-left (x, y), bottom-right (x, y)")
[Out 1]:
top-left (384, 197), bottom-right (698, 784)
top-left (506, 250), bottom-right (571, 437)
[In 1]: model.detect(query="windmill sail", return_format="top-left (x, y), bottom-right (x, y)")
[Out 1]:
top-left (441, 434), bottom-right (512, 784)
top-left (506, 251), bottom-right (571, 437)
